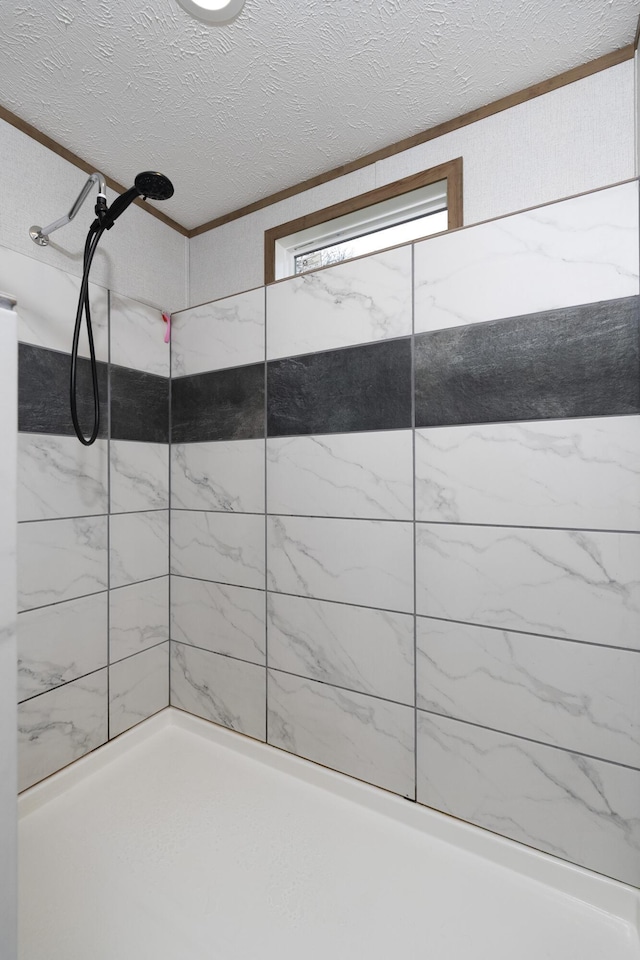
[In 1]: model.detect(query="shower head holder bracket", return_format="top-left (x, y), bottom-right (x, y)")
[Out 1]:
top-left (29, 171), bottom-right (107, 246)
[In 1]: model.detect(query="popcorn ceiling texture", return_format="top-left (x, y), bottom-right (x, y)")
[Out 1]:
top-left (0, 0), bottom-right (636, 229)
top-left (0, 118), bottom-right (188, 310)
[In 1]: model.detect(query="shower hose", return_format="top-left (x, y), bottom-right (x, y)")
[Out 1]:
top-left (70, 219), bottom-right (105, 446)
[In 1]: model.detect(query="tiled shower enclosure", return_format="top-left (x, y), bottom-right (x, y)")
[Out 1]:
top-left (12, 179), bottom-right (640, 889)
top-left (2, 249), bottom-right (172, 792)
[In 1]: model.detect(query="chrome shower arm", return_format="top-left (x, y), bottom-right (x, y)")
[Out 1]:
top-left (29, 172), bottom-right (107, 246)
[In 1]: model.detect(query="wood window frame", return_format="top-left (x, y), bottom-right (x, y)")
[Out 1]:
top-left (264, 157), bottom-right (463, 285)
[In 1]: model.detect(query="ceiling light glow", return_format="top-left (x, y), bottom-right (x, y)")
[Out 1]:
top-left (177, 0), bottom-right (245, 23)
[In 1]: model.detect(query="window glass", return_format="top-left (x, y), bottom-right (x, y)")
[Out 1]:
top-left (276, 178), bottom-right (448, 280)
top-left (294, 209), bottom-right (448, 275)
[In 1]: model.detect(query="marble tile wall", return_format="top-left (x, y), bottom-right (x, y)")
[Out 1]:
top-left (170, 289), bottom-right (267, 738)
top-left (0, 297), bottom-right (17, 960)
top-left (169, 181), bottom-right (640, 887)
top-left (6, 247), bottom-right (171, 791)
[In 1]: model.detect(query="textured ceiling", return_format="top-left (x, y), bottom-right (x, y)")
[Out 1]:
top-left (0, 0), bottom-right (638, 229)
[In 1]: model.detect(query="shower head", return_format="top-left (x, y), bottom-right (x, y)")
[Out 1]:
top-left (134, 171), bottom-right (174, 201)
top-left (102, 171), bottom-right (175, 230)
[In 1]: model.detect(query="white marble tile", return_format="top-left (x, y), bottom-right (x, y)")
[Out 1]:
top-left (0, 246), bottom-right (108, 359)
top-left (18, 516), bottom-right (108, 612)
top-left (109, 577), bottom-right (169, 663)
top-left (110, 292), bottom-right (169, 376)
top-left (0, 299), bottom-right (17, 948)
top-left (110, 441), bottom-right (169, 513)
top-left (171, 440), bottom-right (265, 513)
top-left (171, 287), bottom-right (264, 376)
top-left (109, 643), bottom-right (169, 738)
top-left (171, 510), bottom-right (265, 589)
top-left (267, 245), bottom-right (412, 360)
top-left (18, 669), bottom-right (108, 791)
top-left (109, 511), bottom-right (169, 588)
top-left (18, 434), bottom-right (108, 521)
top-left (416, 618), bottom-right (640, 768)
top-left (171, 576), bottom-right (265, 664)
top-left (267, 430), bottom-right (413, 520)
top-left (18, 592), bottom-right (108, 701)
top-left (268, 670), bottom-right (414, 797)
top-left (416, 712), bottom-right (640, 887)
top-left (416, 523), bottom-right (640, 650)
top-left (170, 642), bottom-right (266, 740)
top-left (416, 417), bottom-right (640, 530)
top-left (267, 516), bottom-right (414, 612)
top-left (414, 181), bottom-right (639, 333)
top-left (268, 593), bottom-right (413, 704)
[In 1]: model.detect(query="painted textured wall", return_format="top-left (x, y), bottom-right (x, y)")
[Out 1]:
top-left (0, 118), bottom-right (187, 311)
top-left (170, 181), bottom-right (640, 887)
top-left (189, 61), bottom-right (635, 306)
top-left (5, 248), bottom-right (171, 791)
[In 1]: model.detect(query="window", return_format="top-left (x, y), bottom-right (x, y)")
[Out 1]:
top-left (264, 158), bottom-right (462, 284)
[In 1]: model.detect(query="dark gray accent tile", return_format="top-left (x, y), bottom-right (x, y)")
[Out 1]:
top-left (18, 343), bottom-right (108, 438)
top-left (171, 363), bottom-right (265, 443)
top-left (110, 366), bottom-right (169, 443)
top-left (267, 338), bottom-right (412, 437)
top-left (415, 297), bottom-right (640, 428)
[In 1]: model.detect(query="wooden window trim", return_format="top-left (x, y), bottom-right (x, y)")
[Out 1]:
top-left (264, 157), bottom-right (463, 284)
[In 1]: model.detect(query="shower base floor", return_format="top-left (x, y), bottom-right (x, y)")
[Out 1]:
top-left (19, 708), bottom-right (640, 960)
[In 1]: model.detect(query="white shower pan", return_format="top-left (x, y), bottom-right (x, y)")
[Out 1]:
top-left (19, 708), bottom-right (640, 960)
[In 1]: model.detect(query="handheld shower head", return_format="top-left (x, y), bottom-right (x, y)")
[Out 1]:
top-left (134, 171), bottom-right (174, 201)
top-left (102, 171), bottom-right (174, 229)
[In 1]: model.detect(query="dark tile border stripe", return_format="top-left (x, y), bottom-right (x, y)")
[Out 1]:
top-left (18, 343), bottom-right (108, 438)
top-left (415, 296), bottom-right (640, 428)
top-left (18, 344), bottom-right (170, 443)
top-left (171, 362), bottom-right (265, 443)
top-left (110, 365), bottom-right (169, 443)
top-left (267, 337), bottom-right (412, 437)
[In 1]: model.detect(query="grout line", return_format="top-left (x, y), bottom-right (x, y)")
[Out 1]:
top-left (416, 520), bottom-right (640, 535)
top-left (106, 288), bottom-right (111, 741)
top-left (169, 637), bottom-right (640, 777)
top-left (416, 707), bottom-right (640, 773)
top-left (19, 575), bottom-right (170, 615)
top-left (110, 639), bottom-right (170, 668)
top-left (169, 403), bottom-right (640, 446)
top-left (170, 357), bottom-right (265, 381)
top-left (411, 241), bottom-right (418, 803)
top-left (264, 285), bottom-right (269, 742)
top-left (106, 506), bottom-right (170, 517)
top-left (18, 589), bottom-right (109, 615)
top-left (257, 665), bottom-right (413, 710)
top-left (18, 641), bottom-right (170, 705)
top-left (169, 575), bottom-right (640, 655)
top-left (416, 614), bottom-right (640, 655)
top-left (18, 513), bottom-right (109, 525)
top-left (108, 573), bottom-right (170, 592)
top-left (18, 665), bottom-right (109, 705)
top-left (171, 639), bottom-right (264, 671)
top-left (168, 324), bottom-right (173, 710)
top-left (17, 340), bottom-right (172, 376)
top-left (169, 335), bottom-right (411, 380)
top-left (18, 430), bottom-right (167, 444)
top-left (415, 411), bottom-right (640, 430)
top-left (170, 573), bottom-right (266, 594)
top-left (170, 508), bottom-right (412, 522)
top-left (19, 507), bottom-right (171, 526)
